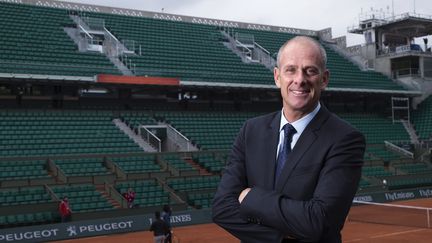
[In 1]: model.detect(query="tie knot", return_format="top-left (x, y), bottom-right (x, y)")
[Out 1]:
top-left (283, 124), bottom-right (296, 138)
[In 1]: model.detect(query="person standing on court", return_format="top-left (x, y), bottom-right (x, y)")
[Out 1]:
top-left (212, 36), bottom-right (365, 242)
top-left (150, 211), bottom-right (169, 243)
top-left (161, 205), bottom-right (173, 243)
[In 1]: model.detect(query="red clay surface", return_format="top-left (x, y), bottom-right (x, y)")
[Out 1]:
top-left (57, 198), bottom-right (432, 243)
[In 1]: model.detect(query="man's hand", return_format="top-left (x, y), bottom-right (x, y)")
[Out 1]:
top-left (238, 188), bottom-right (251, 203)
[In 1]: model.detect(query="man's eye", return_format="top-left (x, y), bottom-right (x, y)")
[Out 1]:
top-left (285, 68), bottom-right (296, 74)
top-left (305, 68), bottom-right (319, 76)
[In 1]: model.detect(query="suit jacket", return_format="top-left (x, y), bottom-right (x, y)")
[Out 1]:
top-left (212, 106), bottom-right (365, 243)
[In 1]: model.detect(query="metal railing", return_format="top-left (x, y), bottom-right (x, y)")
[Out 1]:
top-left (346, 45), bottom-right (362, 56)
top-left (235, 32), bottom-right (254, 46)
top-left (122, 40), bottom-right (138, 54)
top-left (384, 140), bottom-right (414, 159)
top-left (253, 42), bottom-right (276, 69)
top-left (119, 54), bottom-right (136, 74)
top-left (105, 181), bottom-right (127, 208)
top-left (82, 16), bottom-right (105, 30)
top-left (348, 12), bottom-right (432, 33)
top-left (254, 42), bottom-right (269, 55)
top-left (104, 31), bottom-right (139, 57)
top-left (0, 60), bottom-right (117, 75)
top-left (392, 68), bottom-right (420, 78)
top-left (139, 126), bottom-right (162, 152)
top-left (377, 48), bottom-right (432, 58)
top-left (222, 28), bottom-right (275, 69)
top-left (417, 140), bottom-right (432, 150)
top-left (166, 125), bottom-right (194, 151)
top-left (70, 14), bottom-right (140, 74)
top-left (235, 40), bottom-right (253, 60)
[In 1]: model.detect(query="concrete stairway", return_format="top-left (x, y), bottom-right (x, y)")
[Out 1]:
top-left (113, 118), bottom-right (157, 152)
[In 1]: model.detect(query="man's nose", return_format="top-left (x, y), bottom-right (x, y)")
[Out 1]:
top-left (293, 70), bottom-right (307, 84)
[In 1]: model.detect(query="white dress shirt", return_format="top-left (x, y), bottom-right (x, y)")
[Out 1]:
top-left (276, 103), bottom-right (321, 159)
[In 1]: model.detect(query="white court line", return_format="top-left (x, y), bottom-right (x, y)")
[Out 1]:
top-left (344, 238), bottom-right (364, 242)
top-left (344, 228), bottom-right (428, 242)
top-left (370, 228), bottom-right (427, 239)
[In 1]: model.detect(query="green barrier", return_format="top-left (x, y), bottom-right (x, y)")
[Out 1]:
top-left (355, 186), bottom-right (432, 203)
top-left (6, 187), bottom-right (432, 242)
top-left (0, 209), bottom-right (212, 242)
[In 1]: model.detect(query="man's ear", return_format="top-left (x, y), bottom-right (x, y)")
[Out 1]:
top-left (320, 69), bottom-right (330, 89)
top-left (274, 67), bottom-right (281, 88)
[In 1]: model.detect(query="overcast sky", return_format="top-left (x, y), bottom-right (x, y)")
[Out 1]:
top-left (60, 0), bottom-right (432, 46)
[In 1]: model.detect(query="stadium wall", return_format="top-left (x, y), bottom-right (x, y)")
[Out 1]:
top-left (0, 203), bottom-right (58, 218)
top-left (2, 186), bottom-right (432, 242)
top-left (355, 186), bottom-right (432, 203)
top-left (0, 209), bottom-right (212, 242)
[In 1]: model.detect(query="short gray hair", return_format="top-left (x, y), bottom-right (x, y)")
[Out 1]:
top-left (276, 36), bottom-right (327, 69)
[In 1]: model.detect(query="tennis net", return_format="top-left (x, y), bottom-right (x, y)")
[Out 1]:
top-left (348, 200), bottom-right (432, 228)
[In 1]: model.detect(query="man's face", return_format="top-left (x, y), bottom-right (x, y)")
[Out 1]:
top-left (274, 40), bottom-right (329, 121)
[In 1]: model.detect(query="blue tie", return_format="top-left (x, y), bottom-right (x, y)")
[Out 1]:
top-left (275, 124), bottom-right (296, 184)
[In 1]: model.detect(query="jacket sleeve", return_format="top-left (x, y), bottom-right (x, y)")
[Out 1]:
top-left (238, 130), bottom-right (365, 242)
top-left (212, 121), bottom-right (283, 243)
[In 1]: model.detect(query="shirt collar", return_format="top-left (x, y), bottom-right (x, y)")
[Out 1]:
top-left (279, 103), bottom-right (321, 134)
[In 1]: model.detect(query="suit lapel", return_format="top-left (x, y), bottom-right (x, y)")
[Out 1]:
top-left (262, 111), bottom-right (281, 189)
top-left (275, 106), bottom-right (331, 191)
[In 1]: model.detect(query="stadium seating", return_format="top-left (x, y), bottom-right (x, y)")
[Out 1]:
top-left (0, 159), bottom-right (51, 181)
top-left (0, 212), bottom-right (55, 228)
top-left (362, 166), bottom-right (394, 177)
top-left (358, 178), bottom-right (371, 188)
top-left (0, 186), bottom-right (56, 227)
top-left (0, 186), bottom-right (52, 206)
top-left (120, 111), bottom-right (158, 128)
top-left (51, 183), bottom-right (114, 212)
top-left (115, 179), bottom-right (170, 207)
top-left (230, 29), bottom-right (405, 90)
top-left (0, 108), bottom-right (414, 207)
top-left (339, 113), bottom-right (410, 144)
top-left (0, 109), bottom-right (142, 157)
top-left (392, 162), bottom-right (432, 174)
top-left (156, 111), bottom-right (261, 150)
top-left (347, 116), bottom-right (411, 177)
top-left (323, 46), bottom-right (404, 90)
top-left (365, 146), bottom-right (405, 162)
top-left (385, 176), bottom-right (432, 190)
top-left (156, 111), bottom-right (410, 160)
top-left (162, 154), bottom-right (197, 172)
top-left (228, 28), bottom-right (297, 56)
top-left (0, 2), bottom-right (120, 76)
top-left (167, 175), bottom-right (219, 209)
top-left (187, 191), bottom-right (215, 209)
top-left (110, 155), bottom-right (161, 173)
top-left (0, 1), bottom-right (406, 92)
top-left (192, 152), bottom-right (226, 173)
top-left (1, 0), bottom-right (431, 232)
top-left (88, 11), bottom-right (273, 85)
top-left (412, 96), bottom-right (432, 140)
top-left (53, 157), bottom-right (111, 176)
top-left (167, 175), bottom-right (219, 191)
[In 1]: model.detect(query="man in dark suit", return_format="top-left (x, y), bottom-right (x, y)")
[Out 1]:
top-left (212, 36), bottom-right (365, 242)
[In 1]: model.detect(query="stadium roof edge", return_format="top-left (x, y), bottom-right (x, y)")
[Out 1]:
top-left (0, 73), bottom-right (420, 96)
top-left (0, 0), bottom-right (318, 36)
top-left (0, 73), bottom-right (95, 82)
top-left (180, 80), bottom-right (422, 96)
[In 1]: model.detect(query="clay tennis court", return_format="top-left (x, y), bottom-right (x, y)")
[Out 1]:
top-left (57, 198), bottom-right (432, 243)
